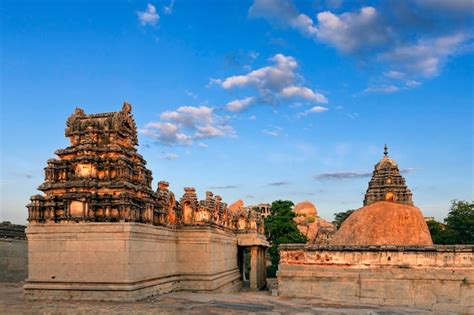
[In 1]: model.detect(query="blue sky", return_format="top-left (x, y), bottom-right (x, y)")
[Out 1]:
top-left (1, 0), bottom-right (473, 224)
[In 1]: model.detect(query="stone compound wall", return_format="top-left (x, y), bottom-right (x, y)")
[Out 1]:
top-left (0, 222), bottom-right (27, 282)
top-left (278, 244), bottom-right (474, 314)
top-left (24, 223), bottom-right (241, 301)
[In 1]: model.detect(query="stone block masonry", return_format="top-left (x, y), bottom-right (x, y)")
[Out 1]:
top-left (278, 244), bottom-right (474, 314)
top-left (24, 223), bottom-right (242, 301)
top-left (0, 222), bottom-right (27, 282)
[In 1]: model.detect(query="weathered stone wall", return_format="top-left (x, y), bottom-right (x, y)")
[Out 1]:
top-left (24, 223), bottom-right (241, 301)
top-left (278, 244), bottom-right (474, 314)
top-left (0, 222), bottom-right (27, 282)
top-left (0, 239), bottom-right (28, 282)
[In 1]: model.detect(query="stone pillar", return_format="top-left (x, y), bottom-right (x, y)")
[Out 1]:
top-left (249, 246), bottom-right (258, 290)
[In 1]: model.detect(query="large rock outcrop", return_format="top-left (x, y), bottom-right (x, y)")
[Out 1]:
top-left (294, 201), bottom-right (336, 245)
top-left (330, 201), bottom-right (433, 245)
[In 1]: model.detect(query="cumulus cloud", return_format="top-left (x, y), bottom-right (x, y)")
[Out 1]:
top-left (141, 106), bottom-right (235, 146)
top-left (316, 7), bottom-right (391, 54)
top-left (249, 0), bottom-right (473, 85)
top-left (226, 97), bottom-right (256, 112)
top-left (137, 3), bottom-right (159, 26)
top-left (216, 54), bottom-right (327, 112)
top-left (280, 86), bottom-right (327, 103)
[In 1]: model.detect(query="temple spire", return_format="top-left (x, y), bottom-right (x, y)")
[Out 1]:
top-left (384, 144), bottom-right (388, 157)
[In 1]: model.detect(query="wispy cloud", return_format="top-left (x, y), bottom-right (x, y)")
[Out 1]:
top-left (262, 128), bottom-right (281, 137)
top-left (267, 180), bottom-right (291, 186)
top-left (137, 3), bottom-right (159, 26)
top-left (162, 0), bottom-right (175, 15)
top-left (314, 171), bottom-right (372, 180)
top-left (363, 85), bottom-right (400, 94)
top-left (299, 105), bottom-right (328, 116)
top-left (314, 168), bottom-right (416, 180)
top-left (159, 152), bottom-right (179, 160)
top-left (208, 185), bottom-right (239, 189)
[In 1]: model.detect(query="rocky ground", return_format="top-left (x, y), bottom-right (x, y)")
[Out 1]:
top-left (0, 283), bottom-right (435, 314)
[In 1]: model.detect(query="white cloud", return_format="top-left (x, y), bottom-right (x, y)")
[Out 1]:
top-left (216, 54), bottom-right (327, 112)
top-left (300, 106), bottom-right (328, 116)
top-left (383, 70), bottom-right (405, 79)
top-left (137, 3), bottom-right (159, 26)
top-left (316, 7), bottom-right (391, 54)
top-left (249, 0), bottom-right (472, 84)
top-left (406, 80), bottom-right (421, 88)
top-left (226, 97), bottom-right (256, 112)
top-left (197, 142), bottom-right (208, 149)
top-left (280, 85), bottom-right (327, 103)
top-left (249, 0), bottom-right (317, 38)
top-left (141, 106), bottom-right (235, 146)
top-left (262, 129), bottom-right (280, 136)
top-left (163, 0), bottom-right (175, 15)
top-left (159, 152), bottom-right (179, 160)
top-left (363, 85), bottom-right (399, 94)
top-left (379, 33), bottom-right (467, 77)
top-left (248, 115), bottom-right (257, 120)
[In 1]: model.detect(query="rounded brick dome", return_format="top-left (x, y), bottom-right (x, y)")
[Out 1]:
top-left (330, 201), bottom-right (433, 245)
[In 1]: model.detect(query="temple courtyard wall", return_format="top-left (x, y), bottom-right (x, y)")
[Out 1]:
top-left (0, 222), bottom-right (28, 282)
top-left (24, 223), bottom-right (242, 301)
top-left (277, 244), bottom-right (474, 314)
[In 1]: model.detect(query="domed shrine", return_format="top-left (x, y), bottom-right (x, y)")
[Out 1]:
top-left (330, 201), bottom-right (433, 245)
top-left (363, 145), bottom-right (413, 206)
top-left (330, 145), bottom-right (432, 245)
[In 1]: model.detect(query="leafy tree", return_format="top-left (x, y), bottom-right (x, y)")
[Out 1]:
top-left (444, 200), bottom-right (474, 244)
top-left (264, 200), bottom-right (306, 277)
top-left (427, 200), bottom-right (473, 245)
top-left (333, 209), bottom-right (355, 229)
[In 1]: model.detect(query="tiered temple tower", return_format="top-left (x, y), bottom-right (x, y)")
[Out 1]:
top-left (27, 102), bottom-right (161, 224)
top-left (363, 145), bottom-right (413, 206)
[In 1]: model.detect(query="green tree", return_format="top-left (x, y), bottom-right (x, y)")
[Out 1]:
top-left (427, 200), bottom-right (473, 245)
top-left (333, 209), bottom-right (355, 229)
top-left (264, 200), bottom-right (306, 277)
top-left (444, 200), bottom-right (474, 244)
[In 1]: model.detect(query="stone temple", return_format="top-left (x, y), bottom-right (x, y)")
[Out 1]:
top-left (363, 145), bottom-right (413, 206)
top-left (24, 103), bottom-right (268, 301)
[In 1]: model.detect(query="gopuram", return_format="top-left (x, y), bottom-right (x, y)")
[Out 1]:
top-left (24, 103), bottom-right (268, 301)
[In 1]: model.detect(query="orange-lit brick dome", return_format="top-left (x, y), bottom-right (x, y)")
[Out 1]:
top-left (330, 201), bottom-right (433, 245)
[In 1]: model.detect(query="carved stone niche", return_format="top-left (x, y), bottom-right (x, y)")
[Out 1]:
top-left (70, 200), bottom-right (85, 217)
top-left (75, 163), bottom-right (96, 178)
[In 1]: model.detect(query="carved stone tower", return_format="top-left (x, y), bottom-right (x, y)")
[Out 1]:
top-left (363, 145), bottom-right (413, 206)
top-left (26, 102), bottom-right (161, 223)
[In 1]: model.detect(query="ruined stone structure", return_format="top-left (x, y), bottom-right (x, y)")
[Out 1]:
top-left (251, 203), bottom-right (272, 218)
top-left (364, 145), bottom-right (413, 206)
top-left (293, 201), bottom-right (336, 245)
top-left (24, 103), bottom-right (268, 301)
top-left (0, 222), bottom-right (28, 282)
top-left (278, 244), bottom-right (474, 313)
top-left (275, 147), bottom-right (474, 312)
